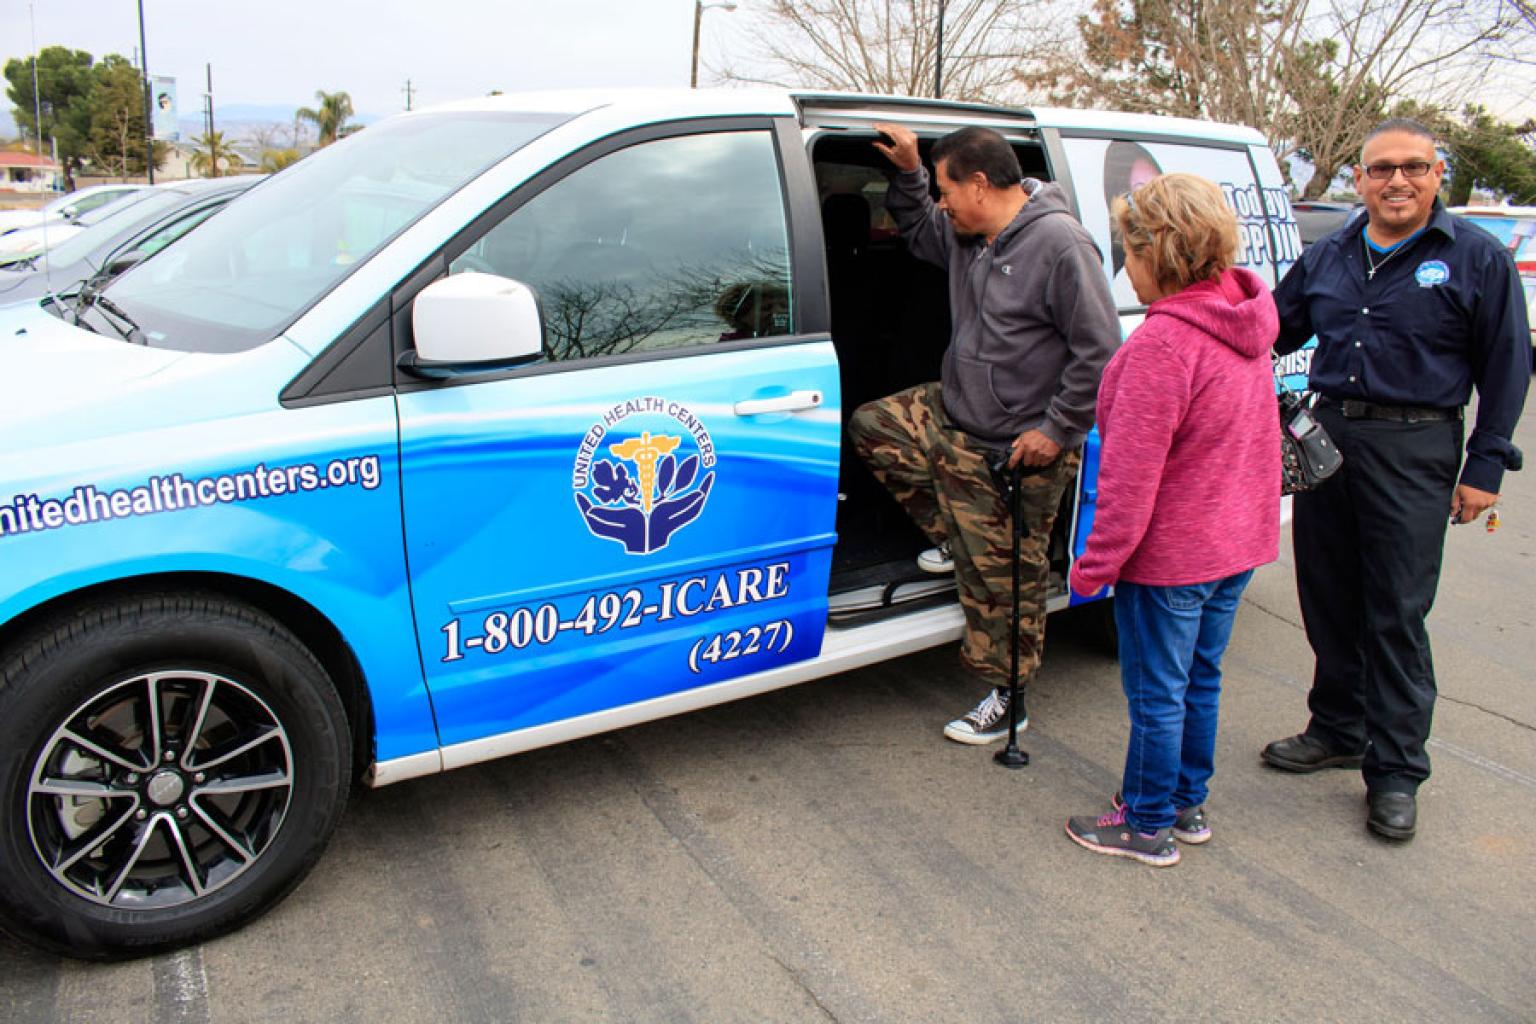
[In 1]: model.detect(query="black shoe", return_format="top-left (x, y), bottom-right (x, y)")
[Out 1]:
top-left (943, 688), bottom-right (1023, 745)
top-left (1261, 733), bottom-right (1365, 773)
top-left (1367, 791), bottom-right (1417, 840)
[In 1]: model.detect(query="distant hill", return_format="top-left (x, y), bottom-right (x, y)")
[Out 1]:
top-left (1, 104), bottom-right (380, 145)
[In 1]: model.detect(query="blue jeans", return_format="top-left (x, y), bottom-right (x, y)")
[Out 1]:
top-left (1115, 571), bottom-right (1254, 831)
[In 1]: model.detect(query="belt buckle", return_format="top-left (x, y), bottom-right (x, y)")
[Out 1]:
top-left (1339, 399), bottom-right (1368, 419)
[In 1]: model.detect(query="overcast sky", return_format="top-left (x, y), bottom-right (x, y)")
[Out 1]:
top-left (5, 1), bottom-right (1531, 128)
top-left (4, 1), bottom-right (742, 121)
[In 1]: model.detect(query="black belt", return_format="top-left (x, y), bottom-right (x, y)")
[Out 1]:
top-left (1317, 396), bottom-right (1462, 423)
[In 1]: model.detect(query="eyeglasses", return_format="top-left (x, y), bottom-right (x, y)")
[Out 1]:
top-left (1362, 161), bottom-right (1433, 181)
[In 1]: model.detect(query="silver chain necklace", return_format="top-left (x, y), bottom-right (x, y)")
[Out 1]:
top-left (1363, 231), bottom-right (1413, 280)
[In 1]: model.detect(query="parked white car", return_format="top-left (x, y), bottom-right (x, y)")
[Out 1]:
top-left (0, 184), bottom-right (145, 240)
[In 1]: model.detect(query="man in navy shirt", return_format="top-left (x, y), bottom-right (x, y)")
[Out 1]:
top-left (1265, 118), bottom-right (1531, 840)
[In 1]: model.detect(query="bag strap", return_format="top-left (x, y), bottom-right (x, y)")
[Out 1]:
top-left (1271, 352), bottom-right (1307, 400)
top-left (1273, 353), bottom-right (1322, 416)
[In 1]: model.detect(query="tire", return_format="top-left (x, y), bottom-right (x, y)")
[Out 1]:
top-left (0, 592), bottom-right (351, 959)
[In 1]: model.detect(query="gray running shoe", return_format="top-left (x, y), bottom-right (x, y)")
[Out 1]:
top-left (1065, 807), bottom-right (1180, 867)
top-left (1112, 792), bottom-right (1211, 844)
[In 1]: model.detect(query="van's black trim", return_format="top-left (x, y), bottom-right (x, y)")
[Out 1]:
top-left (794, 93), bottom-right (1038, 122)
top-left (279, 298), bottom-right (394, 408)
top-left (775, 116), bottom-right (830, 336)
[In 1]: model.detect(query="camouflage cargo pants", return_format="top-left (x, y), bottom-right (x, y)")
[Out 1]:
top-left (848, 381), bottom-right (1080, 688)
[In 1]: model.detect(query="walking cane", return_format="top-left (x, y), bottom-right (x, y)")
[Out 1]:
top-left (988, 456), bottom-right (1039, 770)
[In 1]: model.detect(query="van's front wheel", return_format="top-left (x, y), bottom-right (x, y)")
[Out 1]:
top-left (0, 594), bottom-right (350, 959)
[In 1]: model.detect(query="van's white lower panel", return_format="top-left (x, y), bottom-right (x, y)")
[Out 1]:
top-left (368, 602), bottom-right (967, 787)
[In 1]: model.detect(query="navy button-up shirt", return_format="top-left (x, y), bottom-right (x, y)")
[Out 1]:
top-left (1274, 201), bottom-right (1532, 492)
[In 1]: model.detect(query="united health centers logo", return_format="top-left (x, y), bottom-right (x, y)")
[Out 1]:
top-left (572, 397), bottom-right (716, 555)
top-left (1415, 259), bottom-right (1450, 288)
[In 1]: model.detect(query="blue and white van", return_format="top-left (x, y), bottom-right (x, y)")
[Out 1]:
top-left (0, 90), bottom-right (1299, 956)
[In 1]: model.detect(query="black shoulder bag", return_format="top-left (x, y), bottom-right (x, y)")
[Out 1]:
top-left (1274, 358), bottom-right (1343, 494)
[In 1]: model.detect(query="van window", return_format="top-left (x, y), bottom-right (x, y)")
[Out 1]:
top-left (1058, 137), bottom-right (1290, 307)
top-left (450, 130), bottom-right (793, 363)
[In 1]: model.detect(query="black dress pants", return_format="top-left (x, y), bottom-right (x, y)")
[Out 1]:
top-left (1292, 406), bottom-right (1463, 794)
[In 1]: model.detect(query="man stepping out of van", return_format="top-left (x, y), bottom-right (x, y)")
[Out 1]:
top-left (851, 124), bottom-right (1120, 744)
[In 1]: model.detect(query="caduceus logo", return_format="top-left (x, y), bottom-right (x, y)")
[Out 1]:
top-left (572, 397), bottom-right (716, 555)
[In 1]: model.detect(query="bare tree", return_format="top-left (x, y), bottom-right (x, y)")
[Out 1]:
top-left (716, 0), bottom-right (1071, 102)
top-left (1036, 0), bottom-right (1529, 195)
top-left (1034, 0), bottom-right (1308, 125)
top-left (1291, 0), bottom-right (1526, 195)
top-left (239, 121), bottom-right (290, 152)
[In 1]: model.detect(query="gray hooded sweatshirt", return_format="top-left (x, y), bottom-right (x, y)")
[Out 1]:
top-left (885, 168), bottom-right (1120, 449)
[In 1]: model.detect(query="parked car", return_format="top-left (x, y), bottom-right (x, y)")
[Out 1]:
top-left (1449, 205), bottom-right (1536, 361)
top-left (0, 183), bottom-right (144, 238)
top-left (1290, 199), bottom-right (1359, 250)
top-left (0, 184), bottom-right (168, 264)
top-left (0, 90), bottom-right (1299, 957)
top-left (0, 176), bottom-right (263, 304)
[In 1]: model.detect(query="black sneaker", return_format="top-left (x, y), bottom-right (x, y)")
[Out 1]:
top-left (1112, 792), bottom-right (1211, 844)
top-left (1065, 807), bottom-right (1180, 867)
top-left (943, 687), bottom-right (1022, 745)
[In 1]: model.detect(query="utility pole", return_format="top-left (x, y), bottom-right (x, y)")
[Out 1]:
top-left (205, 63), bottom-right (217, 176)
top-left (137, 0), bottom-right (154, 183)
top-left (403, 79), bottom-right (415, 111)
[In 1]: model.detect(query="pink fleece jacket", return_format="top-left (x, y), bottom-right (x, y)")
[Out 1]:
top-left (1068, 267), bottom-right (1281, 594)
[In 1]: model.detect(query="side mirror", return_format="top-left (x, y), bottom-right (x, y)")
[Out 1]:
top-left (59, 205), bottom-right (80, 220)
top-left (398, 272), bottom-right (545, 379)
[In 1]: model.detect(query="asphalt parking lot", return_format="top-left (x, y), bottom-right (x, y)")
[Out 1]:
top-left (3, 403), bottom-right (1534, 1024)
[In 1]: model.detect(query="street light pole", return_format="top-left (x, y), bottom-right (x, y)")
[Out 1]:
top-left (137, 0), bottom-right (154, 183)
top-left (690, 1), bottom-right (737, 89)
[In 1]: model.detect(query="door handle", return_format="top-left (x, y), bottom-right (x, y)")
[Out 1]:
top-left (733, 390), bottom-right (823, 416)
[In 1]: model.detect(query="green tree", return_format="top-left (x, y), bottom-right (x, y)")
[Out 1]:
top-left (83, 55), bottom-right (159, 180)
top-left (1435, 106), bottom-right (1536, 205)
top-left (295, 89), bottom-right (354, 147)
top-left (3, 46), bottom-right (95, 187)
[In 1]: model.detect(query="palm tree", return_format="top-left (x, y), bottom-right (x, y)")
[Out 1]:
top-left (296, 90), bottom-right (355, 147)
top-left (189, 131), bottom-right (237, 178)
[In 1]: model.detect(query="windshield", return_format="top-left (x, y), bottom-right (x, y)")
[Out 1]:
top-left (42, 190), bottom-right (184, 268)
top-left (100, 111), bottom-right (567, 352)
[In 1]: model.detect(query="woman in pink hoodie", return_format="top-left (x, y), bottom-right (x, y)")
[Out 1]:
top-left (1065, 174), bottom-right (1280, 867)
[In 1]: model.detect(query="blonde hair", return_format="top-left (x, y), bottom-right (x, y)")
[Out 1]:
top-left (1110, 173), bottom-right (1239, 292)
